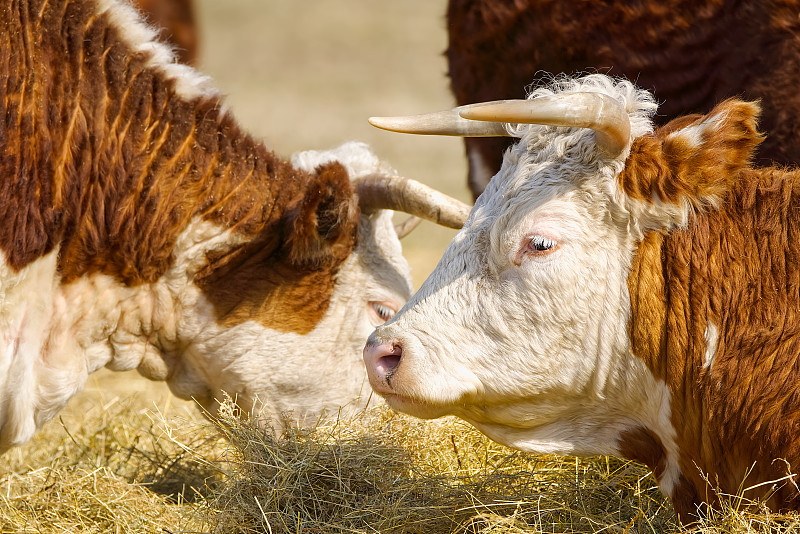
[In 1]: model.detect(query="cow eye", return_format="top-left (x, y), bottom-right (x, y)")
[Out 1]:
top-left (527, 235), bottom-right (558, 254)
top-left (368, 301), bottom-right (398, 326)
top-left (515, 234), bottom-right (559, 264)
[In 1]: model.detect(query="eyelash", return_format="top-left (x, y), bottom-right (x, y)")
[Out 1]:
top-left (514, 234), bottom-right (559, 265)
top-left (528, 236), bottom-right (557, 253)
top-left (373, 303), bottom-right (396, 321)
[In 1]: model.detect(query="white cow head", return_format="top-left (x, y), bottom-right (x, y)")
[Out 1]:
top-left (363, 74), bottom-right (762, 461)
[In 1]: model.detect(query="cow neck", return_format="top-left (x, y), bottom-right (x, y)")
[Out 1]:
top-left (627, 167), bottom-right (800, 516)
top-left (0, 0), bottom-right (357, 334)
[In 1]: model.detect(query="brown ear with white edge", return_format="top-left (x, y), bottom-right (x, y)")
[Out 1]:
top-left (285, 162), bottom-right (359, 269)
top-left (618, 98), bottom-right (764, 225)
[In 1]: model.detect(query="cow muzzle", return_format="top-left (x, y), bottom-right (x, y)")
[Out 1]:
top-left (362, 330), bottom-right (403, 396)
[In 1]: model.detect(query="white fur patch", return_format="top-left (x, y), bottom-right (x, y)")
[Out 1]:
top-left (669, 123), bottom-right (706, 150)
top-left (703, 322), bottom-right (719, 370)
top-left (646, 378), bottom-right (682, 497)
top-left (668, 111), bottom-right (727, 151)
top-left (291, 140), bottom-right (398, 178)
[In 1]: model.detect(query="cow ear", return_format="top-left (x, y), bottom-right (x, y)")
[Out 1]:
top-left (285, 161), bottom-right (359, 268)
top-left (618, 98), bottom-right (763, 228)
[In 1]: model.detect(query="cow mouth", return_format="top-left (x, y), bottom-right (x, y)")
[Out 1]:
top-left (382, 392), bottom-right (449, 420)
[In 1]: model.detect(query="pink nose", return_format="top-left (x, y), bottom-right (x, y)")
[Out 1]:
top-left (363, 338), bottom-right (403, 395)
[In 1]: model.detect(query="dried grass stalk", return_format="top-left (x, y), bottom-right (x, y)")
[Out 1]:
top-left (204, 400), bottom-right (677, 534)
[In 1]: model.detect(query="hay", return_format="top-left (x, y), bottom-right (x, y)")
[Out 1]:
top-left (5, 394), bottom-right (800, 534)
top-left (0, 396), bottom-right (224, 533)
top-left (204, 400), bottom-right (677, 534)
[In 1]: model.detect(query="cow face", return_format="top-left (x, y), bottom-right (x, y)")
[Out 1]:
top-left (165, 143), bottom-right (414, 425)
top-left (176, 210), bottom-right (411, 426)
top-left (364, 75), bottom-right (762, 458)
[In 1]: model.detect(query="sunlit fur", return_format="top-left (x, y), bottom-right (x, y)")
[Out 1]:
top-left (0, 0), bottom-right (412, 450)
top-left (366, 73), bottom-right (800, 522)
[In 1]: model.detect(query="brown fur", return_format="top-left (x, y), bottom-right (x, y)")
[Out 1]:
top-left (619, 99), bottom-right (764, 208)
top-left (447, 0), bottom-right (800, 199)
top-left (617, 427), bottom-right (669, 480)
top-left (133, 0), bottom-right (198, 65)
top-left (625, 105), bottom-right (800, 520)
top-left (0, 0), bottom-right (359, 333)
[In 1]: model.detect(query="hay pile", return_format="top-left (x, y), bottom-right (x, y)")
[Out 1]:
top-left (206, 401), bottom-right (676, 534)
top-left (2, 393), bottom-right (800, 534)
top-left (0, 396), bottom-right (223, 533)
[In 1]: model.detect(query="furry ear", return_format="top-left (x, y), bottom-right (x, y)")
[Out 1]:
top-left (284, 161), bottom-right (359, 268)
top-left (618, 98), bottom-right (764, 228)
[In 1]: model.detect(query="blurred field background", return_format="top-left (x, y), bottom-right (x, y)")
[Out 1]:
top-left (2, 1), bottom-right (796, 533)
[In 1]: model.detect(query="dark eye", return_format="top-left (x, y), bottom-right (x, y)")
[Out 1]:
top-left (527, 236), bottom-right (557, 253)
top-left (368, 301), bottom-right (398, 326)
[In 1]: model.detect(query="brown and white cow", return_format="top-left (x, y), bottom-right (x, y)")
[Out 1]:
top-left (365, 73), bottom-right (800, 520)
top-left (0, 0), bottom-right (469, 451)
top-left (447, 0), bottom-right (800, 200)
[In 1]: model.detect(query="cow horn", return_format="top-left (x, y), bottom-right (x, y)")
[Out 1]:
top-left (369, 104), bottom-right (511, 137)
top-left (394, 216), bottom-right (423, 238)
top-left (458, 93), bottom-right (631, 157)
top-left (356, 175), bottom-right (471, 230)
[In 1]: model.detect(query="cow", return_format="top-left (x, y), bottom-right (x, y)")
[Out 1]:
top-left (0, 0), bottom-right (470, 452)
top-left (134, 0), bottom-right (198, 65)
top-left (446, 0), bottom-right (800, 200)
top-left (364, 73), bottom-right (800, 522)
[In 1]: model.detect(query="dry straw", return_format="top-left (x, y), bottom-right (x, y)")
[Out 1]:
top-left (206, 398), bottom-right (675, 534)
top-left (2, 393), bottom-right (799, 534)
top-left (0, 396), bottom-right (222, 533)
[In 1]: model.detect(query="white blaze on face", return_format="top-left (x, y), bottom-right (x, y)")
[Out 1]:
top-left (364, 75), bottom-right (679, 460)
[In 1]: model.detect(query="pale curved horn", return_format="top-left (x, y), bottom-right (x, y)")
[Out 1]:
top-left (356, 175), bottom-right (471, 229)
top-left (369, 103), bottom-right (511, 137)
top-left (458, 93), bottom-right (631, 157)
top-left (394, 216), bottom-right (423, 239)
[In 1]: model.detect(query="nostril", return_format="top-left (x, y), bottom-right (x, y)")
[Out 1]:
top-left (364, 341), bottom-right (403, 388)
top-left (376, 345), bottom-right (402, 377)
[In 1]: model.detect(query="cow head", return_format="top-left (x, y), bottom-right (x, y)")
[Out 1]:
top-left (160, 142), bottom-right (470, 425)
top-left (364, 75), bottom-right (761, 470)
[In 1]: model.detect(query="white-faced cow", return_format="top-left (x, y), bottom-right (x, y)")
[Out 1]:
top-left (365, 73), bottom-right (800, 521)
top-left (0, 0), bottom-right (469, 451)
